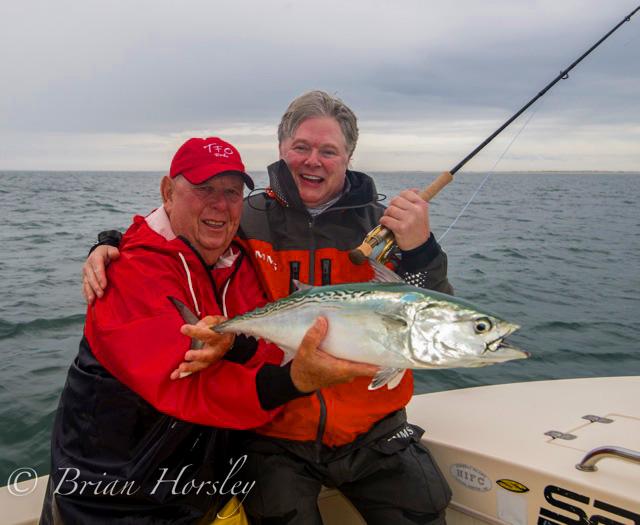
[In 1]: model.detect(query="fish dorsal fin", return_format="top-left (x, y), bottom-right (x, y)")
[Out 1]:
top-left (168, 296), bottom-right (199, 324)
top-left (292, 279), bottom-right (313, 292)
top-left (369, 259), bottom-right (404, 284)
top-left (167, 296), bottom-right (203, 350)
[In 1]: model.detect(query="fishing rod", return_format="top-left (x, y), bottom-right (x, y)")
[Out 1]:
top-left (349, 5), bottom-right (640, 265)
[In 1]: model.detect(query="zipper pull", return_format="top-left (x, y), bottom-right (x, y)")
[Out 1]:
top-left (289, 261), bottom-right (301, 294)
top-left (321, 259), bottom-right (331, 286)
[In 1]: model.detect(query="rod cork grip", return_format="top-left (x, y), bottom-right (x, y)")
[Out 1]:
top-left (419, 171), bottom-right (453, 202)
top-left (349, 242), bottom-right (373, 264)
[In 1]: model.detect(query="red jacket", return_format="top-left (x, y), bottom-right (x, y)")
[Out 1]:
top-left (85, 207), bottom-right (282, 429)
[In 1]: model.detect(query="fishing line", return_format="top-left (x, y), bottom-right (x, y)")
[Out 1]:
top-left (440, 101), bottom-right (544, 242)
top-left (440, 5), bottom-right (639, 242)
top-left (447, 16), bottom-right (638, 230)
top-left (349, 5), bottom-right (640, 264)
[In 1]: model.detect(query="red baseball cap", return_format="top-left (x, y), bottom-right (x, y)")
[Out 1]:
top-left (169, 137), bottom-right (254, 190)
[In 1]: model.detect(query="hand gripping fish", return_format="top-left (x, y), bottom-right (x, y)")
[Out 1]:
top-left (206, 262), bottom-right (528, 390)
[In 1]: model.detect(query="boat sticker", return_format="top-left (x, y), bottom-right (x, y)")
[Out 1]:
top-left (496, 479), bottom-right (529, 493)
top-left (538, 485), bottom-right (640, 525)
top-left (497, 488), bottom-right (527, 525)
top-left (449, 464), bottom-right (491, 492)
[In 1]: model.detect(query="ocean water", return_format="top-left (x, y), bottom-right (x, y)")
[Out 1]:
top-left (1, 170), bottom-right (639, 484)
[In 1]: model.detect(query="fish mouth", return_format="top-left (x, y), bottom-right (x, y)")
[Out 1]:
top-left (486, 337), bottom-right (530, 359)
top-left (486, 322), bottom-right (523, 352)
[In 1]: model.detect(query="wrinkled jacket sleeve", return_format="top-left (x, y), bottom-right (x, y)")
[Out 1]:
top-left (369, 202), bottom-right (453, 294)
top-left (84, 249), bottom-right (282, 430)
top-left (395, 233), bottom-right (454, 295)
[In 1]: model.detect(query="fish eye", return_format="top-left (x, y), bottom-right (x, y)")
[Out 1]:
top-left (474, 317), bottom-right (493, 334)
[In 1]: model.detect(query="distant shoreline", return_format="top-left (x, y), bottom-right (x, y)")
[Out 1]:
top-left (1, 170), bottom-right (639, 175)
top-left (360, 170), bottom-right (640, 177)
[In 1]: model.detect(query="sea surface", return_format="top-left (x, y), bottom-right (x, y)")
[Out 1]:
top-left (1, 170), bottom-right (639, 484)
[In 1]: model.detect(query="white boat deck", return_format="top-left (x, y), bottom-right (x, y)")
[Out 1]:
top-left (407, 376), bottom-right (640, 524)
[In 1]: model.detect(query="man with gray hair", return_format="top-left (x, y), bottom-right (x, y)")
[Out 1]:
top-left (84, 91), bottom-right (452, 524)
top-left (237, 90), bottom-right (452, 525)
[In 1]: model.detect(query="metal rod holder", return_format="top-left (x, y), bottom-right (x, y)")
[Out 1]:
top-left (575, 446), bottom-right (640, 472)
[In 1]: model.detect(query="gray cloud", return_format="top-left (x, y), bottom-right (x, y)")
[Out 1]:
top-left (1, 0), bottom-right (638, 170)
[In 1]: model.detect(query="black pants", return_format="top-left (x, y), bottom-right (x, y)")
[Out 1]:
top-left (241, 412), bottom-right (451, 525)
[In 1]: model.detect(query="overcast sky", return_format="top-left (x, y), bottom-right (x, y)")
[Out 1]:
top-left (1, 1), bottom-right (638, 172)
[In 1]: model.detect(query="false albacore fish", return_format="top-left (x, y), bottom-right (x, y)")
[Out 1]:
top-left (211, 263), bottom-right (528, 390)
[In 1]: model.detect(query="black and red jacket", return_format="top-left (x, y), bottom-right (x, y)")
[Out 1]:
top-left (238, 161), bottom-right (453, 447)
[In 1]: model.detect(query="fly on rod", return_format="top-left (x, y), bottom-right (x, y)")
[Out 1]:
top-left (349, 5), bottom-right (640, 265)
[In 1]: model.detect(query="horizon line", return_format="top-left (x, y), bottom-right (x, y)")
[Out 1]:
top-left (1, 169), bottom-right (639, 174)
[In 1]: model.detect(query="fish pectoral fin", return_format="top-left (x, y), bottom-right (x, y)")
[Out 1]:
top-left (377, 312), bottom-right (408, 331)
top-left (368, 368), bottom-right (406, 390)
top-left (386, 369), bottom-right (407, 389)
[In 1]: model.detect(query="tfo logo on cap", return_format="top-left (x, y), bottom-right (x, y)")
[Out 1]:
top-left (203, 143), bottom-right (235, 158)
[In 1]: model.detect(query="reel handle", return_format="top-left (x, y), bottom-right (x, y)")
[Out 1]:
top-left (349, 171), bottom-right (453, 264)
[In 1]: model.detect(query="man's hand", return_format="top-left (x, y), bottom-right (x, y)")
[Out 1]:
top-left (170, 316), bottom-right (235, 380)
top-left (290, 317), bottom-right (379, 393)
top-left (379, 189), bottom-right (430, 251)
top-left (82, 245), bottom-right (120, 304)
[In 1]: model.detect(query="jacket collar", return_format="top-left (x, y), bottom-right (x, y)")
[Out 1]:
top-left (266, 160), bottom-right (380, 212)
top-left (145, 206), bottom-right (177, 240)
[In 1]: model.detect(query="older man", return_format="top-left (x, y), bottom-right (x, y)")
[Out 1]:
top-left (41, 136), bottom-right (375, 524)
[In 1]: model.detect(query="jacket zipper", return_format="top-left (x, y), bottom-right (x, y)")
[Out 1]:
top-left (308, 218), bottom-right (316, 286)
top-left (314, 391), bottom-right (327, 462)
top-left (307, 216), bottom-right (328, 456)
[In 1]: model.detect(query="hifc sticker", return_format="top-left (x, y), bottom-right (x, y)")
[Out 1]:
top-left (450, 464), bottom-right (492, 492)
